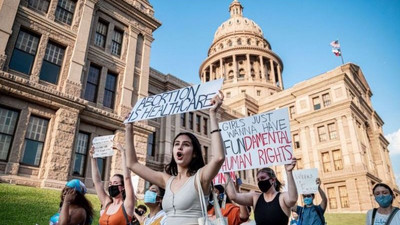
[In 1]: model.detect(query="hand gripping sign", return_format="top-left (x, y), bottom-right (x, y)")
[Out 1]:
top-left (92, 135), bottom-right (115, 158)
top-left (293, 168), bottom-right (319, 194)
top-left (124, 79), bottom-right (224, 123)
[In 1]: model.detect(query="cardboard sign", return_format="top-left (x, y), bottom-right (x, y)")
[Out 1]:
top-left (125, 79), bottom-right (224, 123)
top-left (219, 108), bottom-right (293, 172)
top-left (293, 168), bottom-right (319, 194)
top-left (92, 135), bottom-right (115, 158)
top-left (213, 171), bottom-right (236, 185)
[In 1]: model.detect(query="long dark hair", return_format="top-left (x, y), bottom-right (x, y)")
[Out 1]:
top-left (60, 188), bottom-right (94, 225)
top-left (257, 167), bottom-right (282, 191)
top-left (165, 132), bottom-right (205, 176)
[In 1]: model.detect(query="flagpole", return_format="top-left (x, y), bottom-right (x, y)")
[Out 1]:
top-left (338, 38), bottom-right (344, 64)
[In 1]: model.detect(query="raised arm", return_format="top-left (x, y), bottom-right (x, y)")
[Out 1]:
top-left (317, 178), bottom-right (328, 211)
top-left (224, 173), bottom-right (255, 207)
top-left (282, 158), bottom-right (298, 209)
top-left (200, 91), bottom-right (225, 191)
top-left (235, 178), bottom-right (250, 221)
top-left (90, 147), bottom-right (109, 206)
top-left (115, 143), bottom-right (136, 216)
top-left (125, 122), bottom-right (169, 189)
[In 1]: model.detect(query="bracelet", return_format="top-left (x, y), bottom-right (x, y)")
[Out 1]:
top-left (210, 129), bottom-right (221, 134)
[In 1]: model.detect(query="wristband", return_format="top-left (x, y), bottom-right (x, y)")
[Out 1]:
top-left (210, 129), bottom-right (221, 134)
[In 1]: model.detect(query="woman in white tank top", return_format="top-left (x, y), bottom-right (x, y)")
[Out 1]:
top-left (125, 91), bottom-right (225, 224)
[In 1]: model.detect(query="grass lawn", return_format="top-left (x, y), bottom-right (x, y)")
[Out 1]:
top-left (0, 183), bottom-right (366, 225)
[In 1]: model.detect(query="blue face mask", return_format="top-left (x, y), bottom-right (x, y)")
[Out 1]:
top-left (218, 193), bottom-right (224, 201)
top-left (144, 190), bottom-right (158, 204)
top-left (303, 197), bottom-right (313, 205)
top-left (375, 195), bottom-right (392, 208)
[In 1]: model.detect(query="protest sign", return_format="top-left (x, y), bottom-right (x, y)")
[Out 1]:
top-left (219, 107), bottom-right (293, 172)
top-left (293, 168), bottom-right (319, 194)
top-left (213, 171), bottom-right (236, 185)
top-left (125, 79), bottom-right (224, 123)
top-left (92, 135), bottom-right (115, 158)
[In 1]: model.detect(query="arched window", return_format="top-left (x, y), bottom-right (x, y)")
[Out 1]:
top-left (238, 69), bottom-right (245, 78)
top-left (135, 34), bottom-right (144, 68)
top-left (247, 39), bottom-right (251, 45)
top-left (237, 38), bottom-right (242, 45)
top-left (228, 40), bottom-right (232, 47)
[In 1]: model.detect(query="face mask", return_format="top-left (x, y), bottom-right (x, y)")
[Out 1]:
top-left (218, 193), bottom-right (224, 201)
top-left (375, 195), bottom-right (392, 208)
top-left (303, 197), bottom-right (313, 205)
top-left (108, 185), bottom-right (121, 198)
top-left (258, 179), bottom-right (272, 193)
top-left (144, 190), bottom-right (158, 204)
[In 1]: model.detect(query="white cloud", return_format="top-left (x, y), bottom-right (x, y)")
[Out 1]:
top-left (386, 129), bottom-right (400, 155)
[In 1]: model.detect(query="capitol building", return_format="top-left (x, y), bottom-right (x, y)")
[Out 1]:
top-left (0, 0), bottom-right (398, 212)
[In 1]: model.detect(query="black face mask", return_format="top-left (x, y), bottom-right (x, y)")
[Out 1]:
top-left (258, 179), bottom-right (273, 193)
top-left (108, 185), bottom-right (121, 197)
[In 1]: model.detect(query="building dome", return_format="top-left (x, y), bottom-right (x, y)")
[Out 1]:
top-left (213, 15), bottom-right (263, 42)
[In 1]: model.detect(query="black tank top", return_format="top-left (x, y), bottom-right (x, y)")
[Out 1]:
top-left (254, 192), bottom-right (288, 225)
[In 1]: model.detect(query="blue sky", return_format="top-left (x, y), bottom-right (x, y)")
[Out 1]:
top-left (149, 0), bottom-right (400, 186)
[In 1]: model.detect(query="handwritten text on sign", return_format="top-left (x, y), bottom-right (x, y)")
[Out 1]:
top-left (125, 79), bottom-right (224, 123)
top-left (213, 171), bottom-right (236, 185)
top-left (293, 168), bottom-right (318, 194)
top-left (92, 135), bottom-right (115, 158)
top-left (219, 108), bottom-right (293, 172)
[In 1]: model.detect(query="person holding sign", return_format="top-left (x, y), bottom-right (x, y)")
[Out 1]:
top-left (90, 143), bottom-right (136, 225)
top-left (366, 183), bottom-right (400, 225)
top-left (292, 178), bottom-right (327, 225)
top-left (125, 91), bottom-right (225, 224)
top-left (225, 165), bottom-right (298, 225)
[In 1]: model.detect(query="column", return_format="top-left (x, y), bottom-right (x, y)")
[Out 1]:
top-left (270, 59), bottom-right (276, 85)
top-left (259, 56), bottom-right (265, 81)
top-left (347, 116), bottom-right (363, 168)
top-left (246, 54), bottom-right (251, 80)
top-left (210, 64), bottom-right (214, 80)
top-left (138, 35), bottom-right (154, 99)
top-left (0, 0), bottom-right (21, 69)
top-left (233, 55), bottom-right (238, 82)
top-left (220, 58), bottom-right (224, 79)
top-left (337, 117), bottom-right (351, 166)
top-left (63, 0), bottom-right (98, 97)
top-left (277, 65), bottom-right (283, 89)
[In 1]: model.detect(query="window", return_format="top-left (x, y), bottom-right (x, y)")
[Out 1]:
top-left (196, 115), bottom-right (201, 132)
top-left (322, 93), bottom-right (331, 107)
top-left (203, 118), bottom-right (208, 135)
top-left (103, 72), bottom-right (117, 108)
top-left (96, 157), bottom-right (106, 180)
top-left (313, 97), bottom-right (321, 110)
top-left (289, 106), bottom-right (295, 119)
top-left (39, 41), bottom-right (65, 84)
top-left (332, 149), bottom-right (343, 170)
top-left (203, 146), bottom-right (208, 163)
top-left (0, 107), bottom-right (19, 160)
top-left (28, 0), bottom-right (50, 13)
top-left (327, 187), bottom-right (337, 209)
top-left (339, 186), bottom-right (349, 208)
top-left (257, 90), bottom-right (261, 96)
top-left (84, 65), bottom-right (101, 102)
top-left (241, 90), bottom-right (246, 94)
top-left (328, 123), bottom-right (337, 140)
top-left (180, 113), bottom-right (186, 127)
top-left (55, 0), bottom-right (76, 25)
top-left (322, 152), bottom-right (332, 172)
top-left (94, 20), bottom-right (108, 48)
top-left (72, 132), bottom-right (89, 176)
top-left (147, 132), bottom-right (156, 157)
top-left (9, 30), bottom-right (40, 75)
top-left (21, 116), bottom-right (49, 166)
top-left (135, 34), bottom-right (144, 68)
top-left (226, 92), bottom-right (231, 98)
top-left (189, 112), bottom-right (193, 130)
top-left (111, 29), bottom-right (123, 56)
top-left (318, 126), bottom-right (327, 142)
top-left (293, 134), bottom-right (300, 149)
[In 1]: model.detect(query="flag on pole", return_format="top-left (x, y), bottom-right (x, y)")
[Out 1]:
top-left (330, 40), bottom-right (341, 57)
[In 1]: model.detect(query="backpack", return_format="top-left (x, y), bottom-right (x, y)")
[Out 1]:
top-left (371, 207), bottom-right (399, 225)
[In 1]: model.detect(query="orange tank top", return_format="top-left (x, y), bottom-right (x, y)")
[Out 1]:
top-left (99, 203), bottom-right (132, 225)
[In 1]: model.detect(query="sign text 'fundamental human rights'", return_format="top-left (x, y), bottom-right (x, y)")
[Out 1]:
top-left (219, 108), bottom-right (293, 172)
top-left (125, 79), bottom-right (224, 123)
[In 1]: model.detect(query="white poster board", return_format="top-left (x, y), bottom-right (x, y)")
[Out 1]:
top-left (125, 79), bottom-right (224, 123)
top-left (213, 171), bottom-right (236, 185)
top-left (219, 108), bottom-right (293, 172)
top-left (92, 135), bottom-right (115, 158)
top-left (131, 175), bottom-right (139, 195)
top-left (293, 168), bottom-right (319, 194)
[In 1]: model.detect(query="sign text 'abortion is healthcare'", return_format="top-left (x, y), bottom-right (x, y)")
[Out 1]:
top-left (125, 79), bottom-right (223, 123)
top-left (219, 108), bottom-right (293, 172)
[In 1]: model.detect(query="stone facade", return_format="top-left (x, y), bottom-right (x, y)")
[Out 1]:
top-left (0, 0), bottom-right (398, 213)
